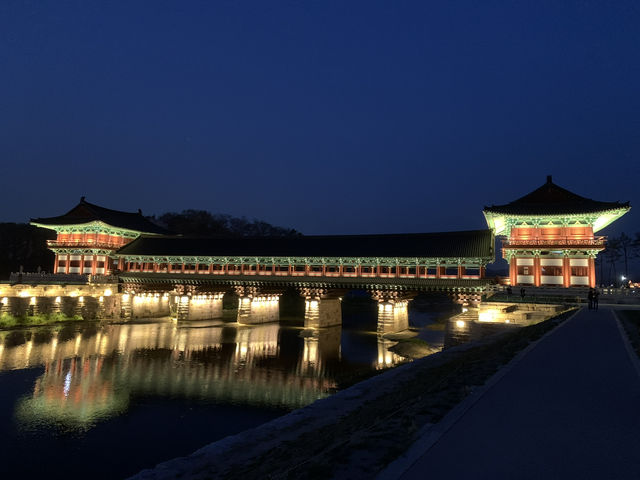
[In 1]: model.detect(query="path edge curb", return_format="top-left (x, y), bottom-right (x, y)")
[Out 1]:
top-left (612, 310), bottom-right (640, 381)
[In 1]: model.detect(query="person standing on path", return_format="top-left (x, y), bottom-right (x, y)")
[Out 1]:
top-left (588, 288), bottom-right (594, 310)
top-left (520, 287), bottom-right (525, 301)
top-left (593, 289), bottom-right (599, 311)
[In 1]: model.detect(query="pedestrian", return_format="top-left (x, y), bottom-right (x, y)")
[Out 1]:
top-left (520, 287), bottom-right (525, 301)
top-left (507, 286), bottom-right (512, 298)
top-left (593, 289), bottom-right (599, 311)
top-left (587, 288), bottom-right (594, 310)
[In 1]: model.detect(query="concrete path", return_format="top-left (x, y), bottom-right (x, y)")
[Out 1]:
top-left (391, 308), bottom-right (640, 480)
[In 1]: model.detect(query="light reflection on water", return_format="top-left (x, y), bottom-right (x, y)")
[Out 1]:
top-left (0, 319), bottom-right (405, 433)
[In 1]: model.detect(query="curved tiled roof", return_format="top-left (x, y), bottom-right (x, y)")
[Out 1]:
top-left (484, 176), bottom-right (629, 216)
top-left (31, 198), bottom-right (170, 235)
top-left (116, 229), bottom-right (494, 259)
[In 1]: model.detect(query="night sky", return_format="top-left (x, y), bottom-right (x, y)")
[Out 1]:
top-left (1, 1), bottom-right (638, 237)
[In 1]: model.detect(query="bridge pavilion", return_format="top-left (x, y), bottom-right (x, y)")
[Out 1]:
top-left (31, 197), bottom-right (169, 275)
top-left (483, 176), bottom-right (630, 288)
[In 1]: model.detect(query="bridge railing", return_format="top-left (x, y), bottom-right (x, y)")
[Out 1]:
top-left (502, 236), bottom-right (606, 247)
top-left (47, 240), bottom-right (123, 249)
top-left (7, 272), bottom-right (119, 285)
top-left (9, 272), bottom-right (89, 284)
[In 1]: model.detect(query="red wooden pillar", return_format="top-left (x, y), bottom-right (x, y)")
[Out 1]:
top-left (91, 255), bottom-right (97, 275)
top-left (509, 258), bottom-right (517, 285)
top-left (589, 257), bottom-right (596, 288)
top-left (435, 264), bottom-right (441, 279)
top-left (458, 265), bottom-right (465, 279)
top-left (80, 254), bottom-right (85, 274)
top-left (533, 256), bottom-right (541, 287)
top-left (53, 254), bottom-right (59, 274)
top-left (563, 256), bottom-right (571, 287)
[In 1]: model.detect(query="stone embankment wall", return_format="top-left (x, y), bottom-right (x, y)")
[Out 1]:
top-left (445, 302), bottom-right (565, 348)
top-left (0, 282), bottom-right (121, 321)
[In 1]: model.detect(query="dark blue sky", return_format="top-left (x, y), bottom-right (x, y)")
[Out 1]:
top-left (1, 0), bottom-right (638, 236)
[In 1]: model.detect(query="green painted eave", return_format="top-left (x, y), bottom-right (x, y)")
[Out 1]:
top-left (30, 220), bottom-right (163, 238)
top-left (483, 206), bottom-right (630, 235)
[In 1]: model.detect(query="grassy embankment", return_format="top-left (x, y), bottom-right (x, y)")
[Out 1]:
top-left (0, 297), bottom-right (97, 329)
top-left (0, 313), bottom-right (83, 329)
top-left (618, 310), bottom-right (640, 359)
top-left (206, 307), bottom-right (576, 480)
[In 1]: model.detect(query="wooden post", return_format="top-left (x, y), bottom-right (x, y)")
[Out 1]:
top-left (589, 257), bottom-right (596, 288)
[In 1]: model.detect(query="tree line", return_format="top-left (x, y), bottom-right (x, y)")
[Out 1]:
top-left (150, 210), bottom-right (300, 237)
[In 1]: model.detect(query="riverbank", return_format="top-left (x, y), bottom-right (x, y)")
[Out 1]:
top-left (132, 308), bottom-right (576, 480)
top-left (0, 313), bottom-right (83, 329)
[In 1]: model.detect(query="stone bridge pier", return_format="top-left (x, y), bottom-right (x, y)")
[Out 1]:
top-left (371, 291), bottom-right (411, 335)
top-left (235, 286), bottom-right (281, 325)
top-left (170, 285), bottom-right (225, 321)
top-left (299, 288), bottom-right (342, 329)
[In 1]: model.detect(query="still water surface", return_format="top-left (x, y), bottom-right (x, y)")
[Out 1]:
top-left (0, 316), bottom-right (418, 479)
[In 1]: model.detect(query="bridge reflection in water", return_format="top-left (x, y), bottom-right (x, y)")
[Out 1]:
top-left (0, 320), bottom-right (405, 431)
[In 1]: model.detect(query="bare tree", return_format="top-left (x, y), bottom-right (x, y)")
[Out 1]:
top-left (605, 236), bottom-right (622, 286)
top-left (617, 233), bottom-right (633, 280)
top-left (633, 232), bottom-right (640, 260)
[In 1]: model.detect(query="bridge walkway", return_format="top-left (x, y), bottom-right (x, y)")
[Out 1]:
top-left (386, 307), bottom-right (640, 479)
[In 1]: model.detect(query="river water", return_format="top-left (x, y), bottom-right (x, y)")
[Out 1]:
top-left (0, 309), bottom-right (446, 479)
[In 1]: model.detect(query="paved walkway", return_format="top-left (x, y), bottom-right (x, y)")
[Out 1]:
top-left (391, 308), bottom-right (640, 479)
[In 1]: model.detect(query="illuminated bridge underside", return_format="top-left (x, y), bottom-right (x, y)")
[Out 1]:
top-left (118, 272), bottom-right (488, 333)
top-left (119, 272), bottom-right (490, 293)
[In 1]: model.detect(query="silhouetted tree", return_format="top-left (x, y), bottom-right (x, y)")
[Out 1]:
top-left (616, 233), bottom-right (633, 279)
top-left (152, 210), bottom-right (300, 237)
top-left (633, 232), bottom-right (640, 260)
top-left (0, 223), bottom-right (55, 279)
top-left (605, 236), bottom-right (622, 285)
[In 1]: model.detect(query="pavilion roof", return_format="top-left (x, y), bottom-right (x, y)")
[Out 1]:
top-left (483, 176), bottom-right (629, 216)
top-left (31, 198), bottom-right (170, 235)
top-left (116, 229), bottom-right (494, 259)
